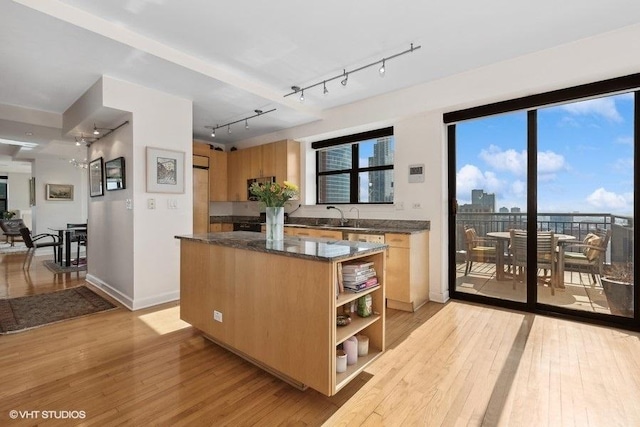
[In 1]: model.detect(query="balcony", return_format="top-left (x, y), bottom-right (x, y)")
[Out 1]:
top-left (455, 212), bottom-right (634, 317)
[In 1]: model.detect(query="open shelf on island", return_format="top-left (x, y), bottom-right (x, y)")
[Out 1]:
top-left (336, 313), bottom-right (381, 345)
top-left (336, 285), bottom-right (380, 306)
top-left (335, 347), bottom-right (383, 392)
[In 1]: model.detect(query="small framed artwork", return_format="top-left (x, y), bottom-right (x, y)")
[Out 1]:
top-left (105, 157), bottom-right (126, 191)
top-left (146, 147), bottom-right (185, 193)
top-left (29, 177), bottom-right (36, 206)
top-left (89, 157), bottom-right (104, 197)
top-left (45, 183), bottom-right (74, 201)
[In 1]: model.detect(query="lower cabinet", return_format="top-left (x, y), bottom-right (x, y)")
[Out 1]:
top-left (209, 222), bottom-right (233, 232)
top-left (385, 231), bottom-right (429, 312)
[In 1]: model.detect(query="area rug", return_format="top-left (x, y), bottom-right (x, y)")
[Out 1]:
top-left (0, 243), bottom-right (28, 254)
top-left (43, 259), bottom-right (87, 273)
top-left (0, 286), bottom-right (117, 334)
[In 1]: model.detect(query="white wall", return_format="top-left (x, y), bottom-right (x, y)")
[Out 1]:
top-left (31, 158), bottom-right (88, 235)
top-left (102, 77), bottom-right (193, 309)
top-left (7, 172), bottom-right (31, 213)
top-left (87, 113), bottom-right (134, 302)
top-left (227, 22), bottom-right (640, 303)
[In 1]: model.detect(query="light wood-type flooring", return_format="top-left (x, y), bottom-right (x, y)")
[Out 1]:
top-left (2, 252), bottom-right (640, 426)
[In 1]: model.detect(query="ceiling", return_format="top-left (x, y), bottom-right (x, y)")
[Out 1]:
top-left (1, 0), bottom-right (640, 172)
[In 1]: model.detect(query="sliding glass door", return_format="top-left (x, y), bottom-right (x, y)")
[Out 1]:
top-left (537, 94), bottom-right (634, 317)
top-left (453, 112), bottom-right (528, 303)
top-left (448, 77), bottom-right (637, 327)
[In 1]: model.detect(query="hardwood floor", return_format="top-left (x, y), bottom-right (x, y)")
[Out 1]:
top-left (2, 253), bottom-right (640, 426)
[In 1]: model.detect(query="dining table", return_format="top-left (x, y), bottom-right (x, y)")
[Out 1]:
top-left (486, 231), bottom-right (577, 288)
top-left (48, 226), bottom-right (87, 267)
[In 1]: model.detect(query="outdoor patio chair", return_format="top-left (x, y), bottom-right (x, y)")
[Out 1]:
top-left (563, 228), bottom-right (611, 286)
top-left (463, 227), bottom-right (496, 275)
top-left (19, 227), bottom-right (62, 270)
top-left (510, 230), bottom-right (557, 295)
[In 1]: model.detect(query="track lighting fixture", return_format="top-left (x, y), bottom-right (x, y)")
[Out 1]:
top-left (284, 43), bottom-right (421, 99)
top-left (341, 70), bottom-right (348, 87)
top-left (73, 121), bottom-right (130, 147)
top-left (205, 108), bottom-right (276, 139)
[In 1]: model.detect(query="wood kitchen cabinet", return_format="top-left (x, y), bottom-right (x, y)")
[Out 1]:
top-left (225, 140), bottom-right (300, 202)
top-left (287, 227), bottom-right (342, 240)
top-left (226, 150), bottom-right (244, 201)
top-left (210, 222), bottom-right (233, 232)
top-left (384, 231), bottom-right (429, 312)
top-left (209, 150), bottom-right (227, 201)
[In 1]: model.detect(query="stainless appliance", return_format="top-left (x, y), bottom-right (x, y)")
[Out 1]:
top-left (233, 222), bottom-right (262, 232)
top-left (247, 176), bottom-right (275, 201)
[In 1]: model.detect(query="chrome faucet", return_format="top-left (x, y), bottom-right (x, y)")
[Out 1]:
top-left (349, 207), bottom-right (360, 228)
top-left (326, 206), bottom-right (349, 226)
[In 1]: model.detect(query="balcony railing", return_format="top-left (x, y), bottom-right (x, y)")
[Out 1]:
top-left (456, 212), bottom-right (634, 264)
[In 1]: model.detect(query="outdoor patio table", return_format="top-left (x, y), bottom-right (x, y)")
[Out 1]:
top-left (487, 231), bottom-right (576, 287)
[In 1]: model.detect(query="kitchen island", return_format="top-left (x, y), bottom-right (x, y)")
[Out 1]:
top-left (175, 231), bottom-right (387, 396)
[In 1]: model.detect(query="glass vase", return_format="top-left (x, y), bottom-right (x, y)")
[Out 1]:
top-left (265, 207), bottom-right (284, 241)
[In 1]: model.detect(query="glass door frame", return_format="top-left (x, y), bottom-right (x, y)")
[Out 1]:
top-left (446, 75), bottom-right (640, 331)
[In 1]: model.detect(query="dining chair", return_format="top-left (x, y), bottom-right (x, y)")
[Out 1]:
top-left (463, 227), bottom-right (496, 275)
top-left (19, 227), bottom-right (62, 270)
top-left (563, 228), bottom-right (611, 285)
top-left (510, 230), bottom-right (557, 295)
top-left (66, 223), bottom-right (87, 265)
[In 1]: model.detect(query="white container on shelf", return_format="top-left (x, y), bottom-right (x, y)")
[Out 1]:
top-left (336, 350), bottom-right (347, 373)
top-left (356, 334), bottom-right (369, 356)
top-left (344, 336), bottom-right (358, 365)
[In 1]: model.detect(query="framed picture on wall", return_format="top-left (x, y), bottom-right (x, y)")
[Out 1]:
top-left (105, 157), bottom-right (126, 191)
top-left (146, 147), bottom-right (185, 193)
top-left (45, 183), bottom-right (74, 201)
top-left (89, 157), bottom-right (104, 197)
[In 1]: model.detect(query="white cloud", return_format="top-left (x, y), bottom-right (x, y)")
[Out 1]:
top-left (561, 97), bottom-right (623, 123)
top-left (616, 136), bottom-right (633, 145)
top-left (612, 157), bottom-right (633, 174)
top-left (478, 145), bottom-right (565, 177)
top-left (456, 164), bottom-right (502, 200)
top-left (586, 187), bottom-right (632, 211)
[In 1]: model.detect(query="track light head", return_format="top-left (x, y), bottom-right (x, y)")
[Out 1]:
top-left (245, 119), bottom-right (249, 129)
top-left (291, 86), bottom-right (300, 93)
top-left (341, 74), bottom-right (348, 87)
top-left (93, 124), bottom-right (100, 135)
top-left (255, 109), bottom-right (263, 115)
top-left (211, 128), bottom-right (216, 138)
top-left (299, 89), bottom-right (304, 102)
top-left (323, 81), bottom-right (328, 95)
top-left (227, 125), bottom-right (231, 134)
top-left (379, 59), bottom-right (386, 77)
top-left (76, 141), bottom-right (81, 146)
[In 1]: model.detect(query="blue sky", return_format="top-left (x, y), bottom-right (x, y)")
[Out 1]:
top-left (456, 93), bottom-right (634, 215)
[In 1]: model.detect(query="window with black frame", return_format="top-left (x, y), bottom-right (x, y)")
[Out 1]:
top-left (0, 176), bottom-right (7, 212)
top-left (314, 127), bottom-right (395, 204)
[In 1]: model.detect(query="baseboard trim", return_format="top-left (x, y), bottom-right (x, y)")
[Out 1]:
top-left (85, 274), bottom-right (133, 310)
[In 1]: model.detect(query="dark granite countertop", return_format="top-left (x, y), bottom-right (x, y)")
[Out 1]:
top-left (175, 231), bottom-right (387, 262)
top-left (210, 216), bottom-right (429, 234)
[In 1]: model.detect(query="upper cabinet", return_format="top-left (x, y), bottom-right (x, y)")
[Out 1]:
top-left (209, 150), bottom-right (227, 202)
top-left (226, 140), bottom-right (300, 202)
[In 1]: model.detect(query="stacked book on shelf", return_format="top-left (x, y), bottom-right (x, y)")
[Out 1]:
top-left (338, 261), bottom-right (378, 293)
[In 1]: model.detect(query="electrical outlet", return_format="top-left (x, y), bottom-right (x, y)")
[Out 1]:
top-left (213, 310), bottom-right (223, 322)
top-left (396, 201), bottom-right (404, 210)
top-left (147, 198), bottom-right (156, 209)
top-left (167, 199), bottom-right (178, 209)
top-left (412, 202), bottom-right (421, 209)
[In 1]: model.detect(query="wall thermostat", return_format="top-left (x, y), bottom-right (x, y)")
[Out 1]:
top-left (408, 164), bottom-right (425, 183)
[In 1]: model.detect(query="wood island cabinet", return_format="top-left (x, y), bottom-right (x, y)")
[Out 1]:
top-left (209, 222), bottom-right (233, 233)
top-left (384, 231), bottom-right (429, 312)
top-left (178, 235), bottom-right (386, 396)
